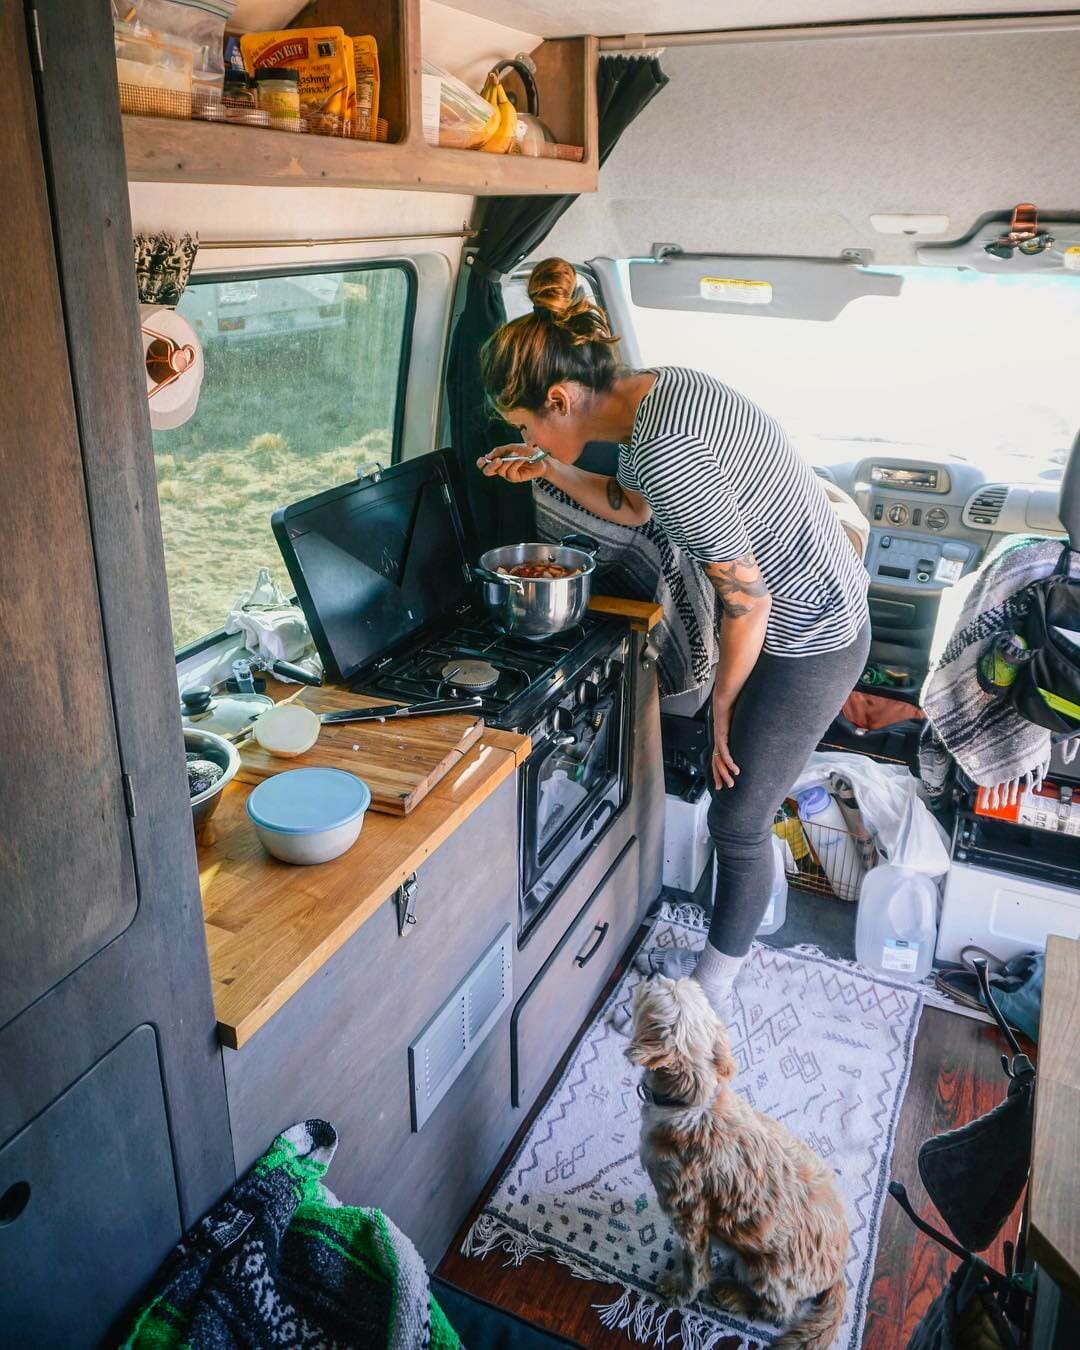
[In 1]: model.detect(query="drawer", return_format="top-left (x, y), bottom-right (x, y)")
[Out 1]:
top-left (512, 835), bottom-right (639, 1110)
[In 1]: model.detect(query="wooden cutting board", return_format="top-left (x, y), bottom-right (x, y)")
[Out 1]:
top-left (236, 688), bottom-right (485, 816)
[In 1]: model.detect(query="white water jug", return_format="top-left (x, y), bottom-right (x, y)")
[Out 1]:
top-left (757, 832), bottom-right (788, 936)
top-left (855, 865), bottom-right (938, 982)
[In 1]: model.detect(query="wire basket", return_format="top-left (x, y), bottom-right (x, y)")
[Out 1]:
top-left (120, 81), bottom-right (391, 141)
top-left (775, 817), bottom-right (878, 904)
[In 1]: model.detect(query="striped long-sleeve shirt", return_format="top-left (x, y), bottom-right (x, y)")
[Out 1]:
top-left (617, 367), bottom-right (869, 657)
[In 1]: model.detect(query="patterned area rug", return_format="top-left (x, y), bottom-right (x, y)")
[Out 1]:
top-left (463, 904), bottom-right (924, 1349)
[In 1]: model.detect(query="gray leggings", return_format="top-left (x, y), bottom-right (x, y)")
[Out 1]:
top-left (707, 623), bottom-right (871, 956)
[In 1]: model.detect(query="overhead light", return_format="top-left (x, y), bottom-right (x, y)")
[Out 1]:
top-left (870, 213), bottom-right (950, 237)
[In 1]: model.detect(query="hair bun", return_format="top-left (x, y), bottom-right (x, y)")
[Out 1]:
top-left (526, 256), bottom-right (614, 347)
top-left (528, 257), bottom-right (580, 319)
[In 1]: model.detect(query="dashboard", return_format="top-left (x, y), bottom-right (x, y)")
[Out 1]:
top-left (815, 453), bottom-right (1065, 597)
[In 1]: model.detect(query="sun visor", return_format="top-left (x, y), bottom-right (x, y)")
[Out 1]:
top-left (628, 255), bottom-right (902, 322)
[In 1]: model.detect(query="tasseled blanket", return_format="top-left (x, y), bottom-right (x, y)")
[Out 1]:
top-left (920, 534), bottom-right (1080, 803)
top-left (122, 1120), bottom-right (459, 1350)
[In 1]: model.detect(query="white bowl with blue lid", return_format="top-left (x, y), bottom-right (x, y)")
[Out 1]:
top-left (246, 767), bottom-right (371, 865)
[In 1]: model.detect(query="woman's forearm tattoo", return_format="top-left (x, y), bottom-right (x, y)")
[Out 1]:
top-left (704, 552), bottom-right (769, 618)
top-left (606, 478), bottom-right (625, 512)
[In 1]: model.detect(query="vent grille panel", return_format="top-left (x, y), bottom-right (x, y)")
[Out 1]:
top-left (468, 945), bottom-right (508, 1040)
top-left (965, 484), bottom-right (1009, 528)
top-left (408, 926), bottom-right (512, 1131)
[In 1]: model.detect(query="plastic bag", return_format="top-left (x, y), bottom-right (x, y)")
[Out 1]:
top-left (116, 0), bottom-right (235, 100)
top-left (792, 750), bottom-right (951, 878)
top-left (224, 567), bottom-right (313, 666)
top-left (420, 59), bottom-right (495, 148)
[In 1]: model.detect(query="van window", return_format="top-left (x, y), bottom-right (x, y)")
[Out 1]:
top-left (153, 263), bottom-right (414, 651)
top-left (623, 264), bottom-right (1080, 482)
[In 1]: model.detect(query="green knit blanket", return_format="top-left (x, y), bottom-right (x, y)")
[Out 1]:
top-left (123, 1120), bottom-right (459, 1350)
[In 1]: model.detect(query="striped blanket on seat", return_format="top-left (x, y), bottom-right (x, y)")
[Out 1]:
top-left (534, 479), bottom-right (718, 699)
top-left (920, 535), bottom-right (1080, 801)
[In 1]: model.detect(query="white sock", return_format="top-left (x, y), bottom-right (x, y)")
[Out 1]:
top-left (691, 942), bottom-right (745, 1016)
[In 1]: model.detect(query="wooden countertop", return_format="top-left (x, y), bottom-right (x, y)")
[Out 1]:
top-left (1029, 934), bottom-right (1080, 1295)
top-left (588, 596), bottom-right (663, 632)
top-left (197, 725), bottom-right (530, 1050)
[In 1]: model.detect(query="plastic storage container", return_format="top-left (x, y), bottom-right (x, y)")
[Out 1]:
top-left (795, 785), bottom-right (868, 900)
top-left (757, 832), bottom-right (788, 936)
top-left (855, 865), bottom-right (938, 981)
top-left (247, 767), bottom-right (371, 865)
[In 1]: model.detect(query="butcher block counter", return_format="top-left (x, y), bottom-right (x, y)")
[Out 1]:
top-left (197, 722), bottom-right (530, 1049)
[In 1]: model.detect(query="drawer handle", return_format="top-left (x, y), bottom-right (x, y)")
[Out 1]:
top-left (575, 922), bottom-right (610, 968)
top-left (0, 1181), bottom-right (31, 1227)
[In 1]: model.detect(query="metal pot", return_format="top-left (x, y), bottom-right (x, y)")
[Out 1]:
top-left (475, 533), bottom-right (599, 640)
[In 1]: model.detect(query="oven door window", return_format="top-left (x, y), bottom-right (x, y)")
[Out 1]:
top-left (535, 694), bottom-right (617, 866)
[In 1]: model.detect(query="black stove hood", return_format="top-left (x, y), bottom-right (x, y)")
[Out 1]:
top-left (271, 449), bottom-right (476, 685)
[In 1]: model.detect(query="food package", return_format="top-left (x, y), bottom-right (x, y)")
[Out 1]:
top-left (114, 0), bottom-right (235, 103)
top-left (114, 20), bottom-right (194, 117)
top-left (241, 27), bottom-right (356, 135)
top-left (420, 59), bottom-right (497, 149)
top-left (351, 35), bottom-right (380, 140)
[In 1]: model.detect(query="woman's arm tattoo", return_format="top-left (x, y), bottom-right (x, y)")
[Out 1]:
top-left (703, 552), bottom-right (770, 618)
top-left (606, 477), bottom-right (625, 512)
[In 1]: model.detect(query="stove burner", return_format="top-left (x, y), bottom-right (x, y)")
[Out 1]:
top-left (442, 658), bottom-right (500, 691)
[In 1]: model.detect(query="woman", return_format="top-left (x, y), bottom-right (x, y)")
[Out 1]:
top-left (479, 258), bottom-right (870, 1015)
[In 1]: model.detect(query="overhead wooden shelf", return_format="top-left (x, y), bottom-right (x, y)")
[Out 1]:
top-left (122, 111), bottom-right (598, 195)
top-left (122, 0), bottom-right (599, 197)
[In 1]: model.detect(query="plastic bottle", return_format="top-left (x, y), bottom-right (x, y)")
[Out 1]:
top-left (757, 832), bottom-right (788, 935)
top-left (795, 785), bottom-right (867, 900)
top-left (774, 802), bottom-right (830, 888)
top-left (855, 865), bottom-right (938, 981)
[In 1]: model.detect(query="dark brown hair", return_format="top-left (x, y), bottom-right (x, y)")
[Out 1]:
top-left (480, 258), bottom-right (621, 415)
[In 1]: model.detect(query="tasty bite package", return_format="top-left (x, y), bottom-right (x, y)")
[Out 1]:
top-left (240, 28), bottom-right (356, 133)
top-left (352, 35), bottom-right (380, 140)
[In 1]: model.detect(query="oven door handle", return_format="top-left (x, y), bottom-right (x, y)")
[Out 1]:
top-left (574, 921), bottom-right (610, 968)
top-left (580, 797), bottom-right (617, 841)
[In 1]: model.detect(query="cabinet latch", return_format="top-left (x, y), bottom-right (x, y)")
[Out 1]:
top-left (395, 873), bottom-right (419, 936)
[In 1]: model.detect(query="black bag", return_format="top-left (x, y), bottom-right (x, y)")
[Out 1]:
top-left (1006, 547), bottom-right (1080, 735)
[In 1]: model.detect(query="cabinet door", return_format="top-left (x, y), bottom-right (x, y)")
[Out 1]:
top-left (0, 1027), bottom-right (180, 1346)
top-left (0, 0), bottom-right (136, 1028)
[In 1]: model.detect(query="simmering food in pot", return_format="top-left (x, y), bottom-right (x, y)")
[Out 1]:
top-left (496, 562), bottom-right (582, 580)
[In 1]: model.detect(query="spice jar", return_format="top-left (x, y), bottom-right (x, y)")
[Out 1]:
top-left (254, 66), bottom-right (301, 127)
top-left (223, 68), bottom-right (256, 110)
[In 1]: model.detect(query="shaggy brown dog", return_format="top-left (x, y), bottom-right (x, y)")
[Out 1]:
top-left (627, 976), bottom-right (849, 1349)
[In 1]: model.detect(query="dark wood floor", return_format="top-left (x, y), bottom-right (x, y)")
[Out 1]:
top-left (439, 973), bottom-right (1027, 1348)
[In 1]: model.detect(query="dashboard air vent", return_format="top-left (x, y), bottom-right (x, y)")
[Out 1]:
top-left (964, 484), bottom-right (1009, 529)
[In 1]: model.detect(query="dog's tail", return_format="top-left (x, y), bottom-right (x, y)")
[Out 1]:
top-left (772, 1279), bottom-right (846, 1350)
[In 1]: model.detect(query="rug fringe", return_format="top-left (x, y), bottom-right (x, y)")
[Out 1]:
top-left (460, 1213), bottom-right (544, 1268)
top-left (594, 1286), bottom-right (760, 1350)
top-left (656, 899), bottom-right (709, 931)
top-left (462, 1214), bottom-right (761, 1350)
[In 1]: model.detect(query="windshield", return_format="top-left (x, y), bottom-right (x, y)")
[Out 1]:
top-left (623, 263), bottom-right (1080, 482)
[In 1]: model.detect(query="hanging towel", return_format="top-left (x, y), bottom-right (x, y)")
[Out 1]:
top-left (122, 1120), bottom-right (459, 1350)
top-left (134, 231), bottom-right (199, 307)
top-left (534, 478), bottom-right (718, 699)
top-left (920, 535), bottom-right (1075, 801)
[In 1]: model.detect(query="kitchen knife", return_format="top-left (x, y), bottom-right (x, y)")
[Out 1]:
top-left (320, 696), bottom-right (483, 725)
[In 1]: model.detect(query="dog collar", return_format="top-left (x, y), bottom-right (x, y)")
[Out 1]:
top-left (637, 1081), bottom-right (690, 1109)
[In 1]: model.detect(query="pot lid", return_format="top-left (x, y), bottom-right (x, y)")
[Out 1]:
top-left (181, 687), bottom-right (274, 738)
top-left (247, 768), bottom-right (371, 835)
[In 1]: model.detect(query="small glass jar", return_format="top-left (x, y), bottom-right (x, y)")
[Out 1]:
top-left (254, 66), bottom-right (300, 125)
top-left (223, 69), bottom-right (256, 111)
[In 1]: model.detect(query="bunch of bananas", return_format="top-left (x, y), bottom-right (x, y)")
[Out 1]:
top-left (474, 74), bottom-right (518, 154)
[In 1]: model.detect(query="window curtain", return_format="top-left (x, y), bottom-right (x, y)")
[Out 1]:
top-left (445, 55), bottom-right (669, 549)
